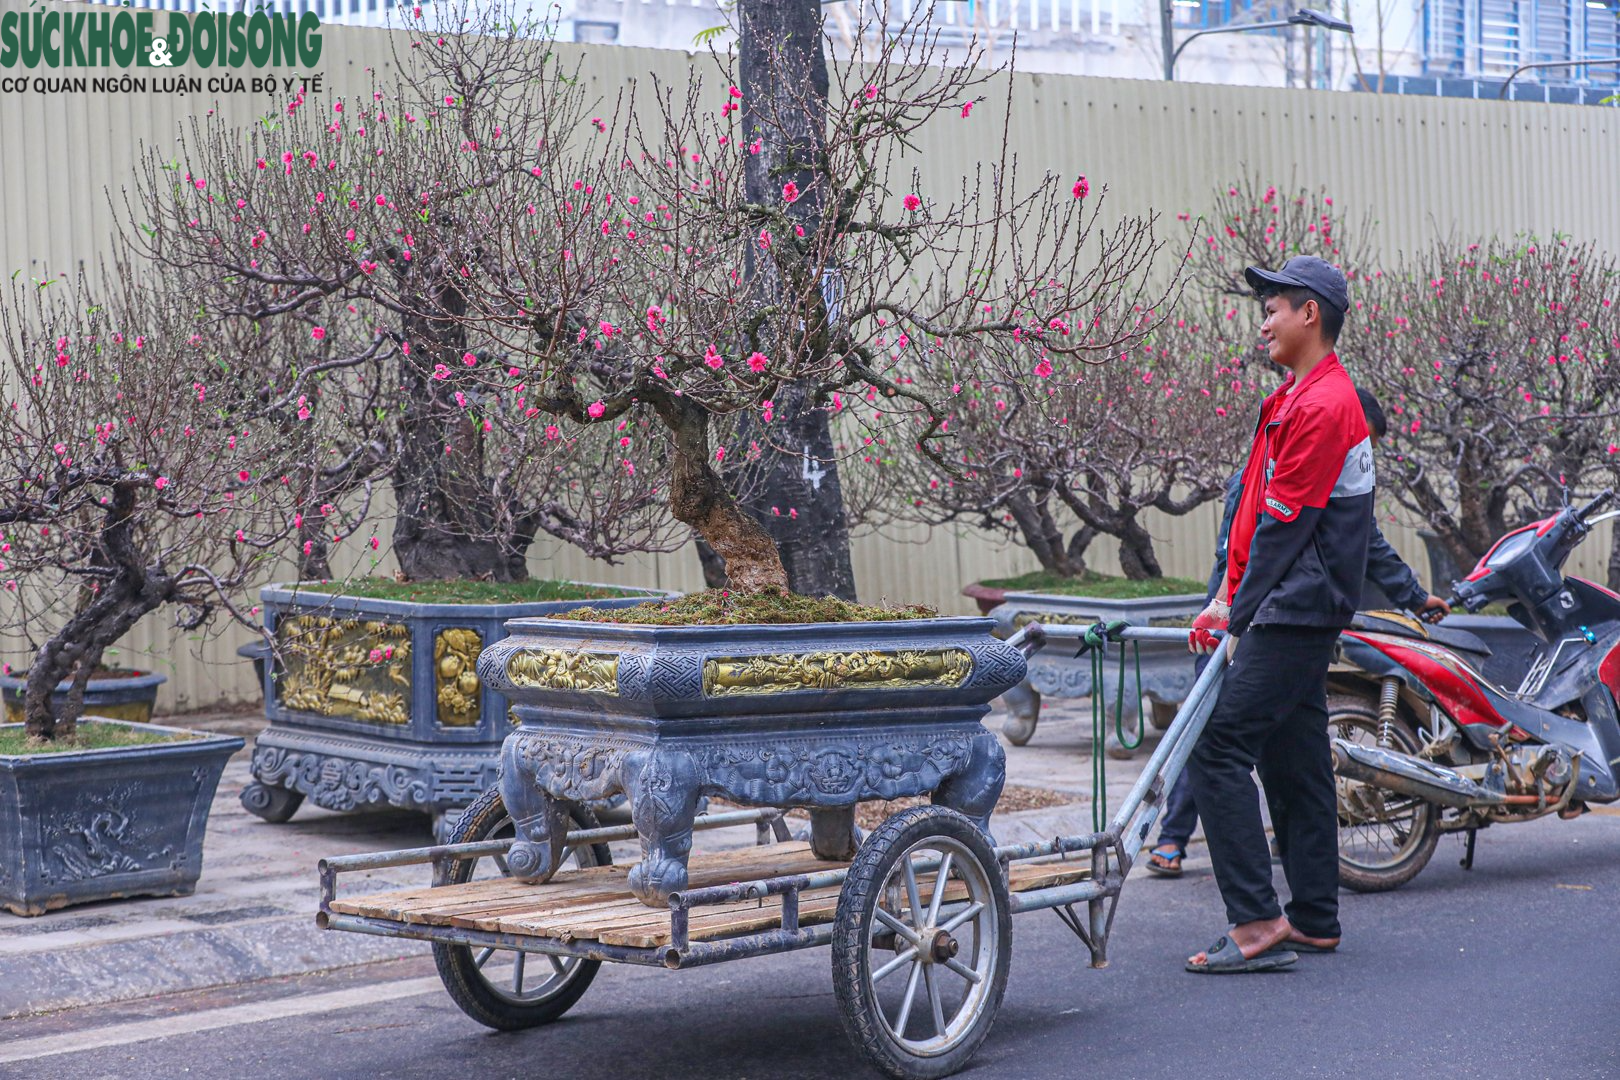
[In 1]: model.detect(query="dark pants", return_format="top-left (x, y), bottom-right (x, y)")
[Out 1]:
top-left (1187, 624), bottom-right (1342, 939)
top-left (1155, 656), bottom-right (1209, 851)
top-left (1156, 768), bottom-right (1200, 850)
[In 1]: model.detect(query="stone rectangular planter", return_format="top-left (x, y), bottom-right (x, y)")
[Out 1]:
top-left (482, 615), bottom-right (1027, 904)
top-left (989, 591), bottom-right (1207, 750)
top-left (0, 718), bottom-right (243, 916)
top-left (243, 582), bottom-right (673, 836)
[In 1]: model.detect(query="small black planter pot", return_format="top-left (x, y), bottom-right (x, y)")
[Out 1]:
top-left (0, 718), bottom-right (243, 916)
top-left (0, 669), bottom-right (168, 727)
top-left (243, 582), bottom-right (672, 837)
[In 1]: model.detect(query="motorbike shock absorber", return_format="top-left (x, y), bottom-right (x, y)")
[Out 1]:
top-left (1377, 676), bottom-right (1402, 749)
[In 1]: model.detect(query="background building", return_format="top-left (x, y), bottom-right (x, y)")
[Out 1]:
top-left (105, 0), bottom-right (1620, 100)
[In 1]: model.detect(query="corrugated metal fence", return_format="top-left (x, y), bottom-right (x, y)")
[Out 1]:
top-left (2, 7), bottom-right (1617, 709)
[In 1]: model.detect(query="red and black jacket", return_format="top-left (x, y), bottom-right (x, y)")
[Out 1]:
top-left (1226, 354), bottom-right (1375, 637)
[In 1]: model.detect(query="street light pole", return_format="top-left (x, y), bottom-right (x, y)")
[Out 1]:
top-left (1497, 57), bottom-right (1620, 98)
top-left (1163, 7), bottom-right (1353, 82)
top-left (1160, 0), bottom-right (1177, 81)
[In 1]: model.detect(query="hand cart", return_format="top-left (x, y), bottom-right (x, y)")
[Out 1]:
top-left (316, 623), bottom-right (1222, 1080)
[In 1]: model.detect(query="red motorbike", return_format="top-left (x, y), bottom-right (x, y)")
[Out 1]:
top-left (1329, 491), bottom-right (1620, 891)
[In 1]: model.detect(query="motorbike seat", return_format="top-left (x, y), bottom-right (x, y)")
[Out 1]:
top-left (1350, 610), bottom-right (1494, 662)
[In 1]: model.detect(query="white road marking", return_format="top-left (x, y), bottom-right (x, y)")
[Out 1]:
top-left (0, 976), bottom-right (443, 1064)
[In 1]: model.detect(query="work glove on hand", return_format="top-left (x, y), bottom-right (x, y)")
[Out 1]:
top-left (1188, 599), bottom-right (1230, 655)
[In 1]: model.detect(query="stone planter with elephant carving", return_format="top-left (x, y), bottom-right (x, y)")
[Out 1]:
top-left (480, 615), bottom-right (1026, 906)
top-left (242, 582), bottom-right (671, 838)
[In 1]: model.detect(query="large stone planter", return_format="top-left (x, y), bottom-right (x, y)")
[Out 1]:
top-left (988, 591), bottom-right (1206, 753)
top-left (243, 582), bottom-right (671, 836)
top-left (0, 718), bottom-right (243, 916)
top-left (481, 615), bottom-right (1026, 905)
top-left (1, 669), bottom-right (168, 727)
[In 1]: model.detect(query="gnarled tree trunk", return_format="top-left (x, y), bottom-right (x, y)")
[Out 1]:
top-left (1006, 490), bottom-right (1094, 577)
top-left (1116, 516), bottom-right (1163, 581)
top-left (736, 0), bottom-right (857, 601)
top-left (393, 269), bottom-right (523, 581)
top-left (657, 397), bottom-right (787, 590)
top-left (22, 482), bottom-right (169, 740)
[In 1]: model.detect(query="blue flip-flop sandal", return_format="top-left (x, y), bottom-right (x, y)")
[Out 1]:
top-left (1146, 844), bottom-right (1185, 878)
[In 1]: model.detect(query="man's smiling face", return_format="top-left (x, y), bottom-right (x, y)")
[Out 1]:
top-left (1258, 293), bottom-right (1318, 369)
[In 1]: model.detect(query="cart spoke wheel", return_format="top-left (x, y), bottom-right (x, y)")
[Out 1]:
top-left (872, 947), bottom-right (920, 983)
top-left (431, 787), bottom-right (611, 1031)
top-left (833, 806), bottom-right (1012, 1080)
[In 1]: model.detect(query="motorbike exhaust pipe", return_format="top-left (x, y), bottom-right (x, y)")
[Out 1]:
top-left (1331, 740), bottom-right (1506, 809)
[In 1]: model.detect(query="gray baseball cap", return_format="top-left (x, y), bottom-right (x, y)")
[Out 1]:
top-left (1244, 255), bottom-right (1349, 316)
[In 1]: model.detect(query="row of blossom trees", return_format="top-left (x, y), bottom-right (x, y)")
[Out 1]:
top-left (7, 0), bottom-right (1619, 741)
top-left (890, 177), bottom-right (1620, 589)
top-left (2, 1), bottom-right (1174, 737)
top-left (1356, 237), bottom-right (1620, 579)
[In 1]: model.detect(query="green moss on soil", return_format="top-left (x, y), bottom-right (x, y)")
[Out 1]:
top-left (0, 724), bottom-right (189, 756)
top-left (292, 578), bottom-right (642, 605)
top-left (553, 588), bottom-right (938, 625)
top-left (981, 569), bottom-right (1207, 600)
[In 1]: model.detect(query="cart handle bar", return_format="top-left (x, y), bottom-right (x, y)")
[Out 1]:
top-left (1004, 622), bottom-right (1200, 656)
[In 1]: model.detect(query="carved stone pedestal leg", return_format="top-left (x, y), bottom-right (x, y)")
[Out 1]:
top-left (932, 731), bottom-right (1007, 834)
top-left (1000, 681), bottom-right (1041, 746)
top-left (809, 807), bottom-right (859, 860)
top-left (623, 749), bottom-right (701, 906)
top-left (499, 757), bottom-right (570, 884)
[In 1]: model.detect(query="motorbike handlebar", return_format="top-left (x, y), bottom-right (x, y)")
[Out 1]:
top-left (1575, 489), bottom-right (1615, 521)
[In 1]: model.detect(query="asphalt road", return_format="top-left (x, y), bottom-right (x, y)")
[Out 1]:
top-left (10, 811), bottom-right (1620, 1080)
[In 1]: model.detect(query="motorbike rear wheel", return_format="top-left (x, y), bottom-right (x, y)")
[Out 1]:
top-left (1329, 693), bottom-right (1440, 893)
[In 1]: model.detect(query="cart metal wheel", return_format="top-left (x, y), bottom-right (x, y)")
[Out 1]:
top-left (431, 787), bottom-right (611, 1030)
top-left (832, 806), bottom-right (1012, 1080)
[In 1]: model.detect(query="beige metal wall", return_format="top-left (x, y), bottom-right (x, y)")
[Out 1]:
top-left (3, 9), bottom-right (1617, 710)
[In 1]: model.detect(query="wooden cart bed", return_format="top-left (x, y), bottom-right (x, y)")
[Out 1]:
top-left (328, 842), bottom-right (1090, 949)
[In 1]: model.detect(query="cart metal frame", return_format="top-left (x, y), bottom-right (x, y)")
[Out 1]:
top-left (316, 624), bottom-right (1224, 1071)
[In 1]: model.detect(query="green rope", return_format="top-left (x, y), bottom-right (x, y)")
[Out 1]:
top-left (1115, 639), bottom-right (1145, 752)
top-left (1081, 620), bottom-right (1143, 831)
